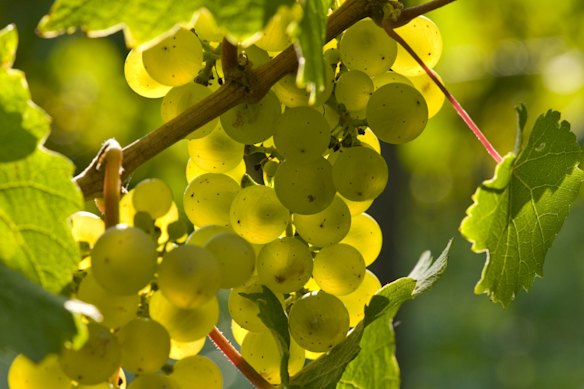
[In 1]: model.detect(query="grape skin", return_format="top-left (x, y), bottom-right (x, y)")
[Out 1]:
top-left (132, 178), bottom-right (173, 219)
top-left (117, 318), bottom-right (171, 374)
top-left (334, 70), bottom-right (374, 113)
top-left (8, 354), bottom-right (71, 389)
top-left (204, 232), bottom-right (256, 289)
top-left (183, 173), bottom-right (240, 228)
top-left (170, 355), bottom-right (222, 389)
top-left (293, 195), bottom-right (352, 248)
top-left (313, 243), bottom-right (366, 296)
top-left (392, 16), bottom-right (443, 76)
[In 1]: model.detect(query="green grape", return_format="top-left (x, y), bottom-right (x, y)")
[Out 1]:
top-left (77, 272), bottom-right (139, 329)
top-left (228, 276), bottom-right (284, 332)
top-left (187, 124), bottom-right (244, 173)
top-left (272, 64), bottom-right (334, 107)
top-left (124, 48), bottom-right (171, 98)
top-left (161, 82), bottom-right (217, 139)
top-left (132, 178), bottom-right (173, 219)
top-left (185, 224), bottom-right (233, 246)
top-left (262, 158), bottom-right (280, 186)
top-left (241, 331), bottom-right (305, 385)
top-left (169, 355), bottom-right (222, 389)
top-left (334, 70), bottom-right (374, 113)
top-left (293, 195), bottom-right (351, 247)
top-left (142, 28), bottom-right (203, 86)
top-left (117, 318), bottom-right (171, 374)
top-left (149, 291), bottom-right (219, 342)
top-left (220, 90), bottom-right (281, 144)
top-left (339, 18), bottom-right (397, 77)
top-left (76, 382), bottom-right (116, 389)
top-left (288, 291), bottom-right (350, 352)
top-left (204, 232), bottom-right (256, 288)
top-left (409, 71), bottom-right (446, 118)
top-left (169, 337), bottom-right (206, 360)
top-left (241, 45), bottom-right (271, 67)
top-left (371, 70), bottom-right (413, 90)
top-left (366, 82), bottom-right (428, 144)
top-left (69, 211), bottom-right (105, 248)
top-left (183, 173), bottom-right (240, 228)
top-left (324, 47), bottom-right (340, 67)
top-left (273, 107), bottom-right (330, 161)
top-left (231, 320), bottom-right (249, 346)
top-left (59, 322), bottom-right (121, 385)
top-left (313, 243), bottom-right (365, 296)
top-left (274, 157), bottom-right (336, 215)
top-left (91, 225), bottom-right (157, 295)
top-left (357, 127), bottom-right (381, 153)
top-left (340, 212), bottom-right (382, 266)
top-left (314, 103), bottom-right (340, 130)
top-left (254, 6), bottom-right (298, 53)
top-left (338, 269), bottom-right (382, 327)
top-left (126, 374), bottom-right (179, 389)
top-left (186, 157), bottom-right (246, 184)
top-left (392, 16), bottom-right (442, 76)
top-left (256, 237), bottom-right (313, 294)
top-left (157, 245), bottom-right (220, 309)
top-left (194, 9), bottom-right (226, 42)
top-left (8, 354), bottom-right (71, 389)
top-left (331, 146), bottom-right (388, 201)
top-left (230, 185), bottom-right (290, 244)
top-left (339, 193), bottom-right (373, 217)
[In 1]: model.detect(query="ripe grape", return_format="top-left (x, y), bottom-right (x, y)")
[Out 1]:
top-left (132, 178), bottom-right (173, 219)
top-left (273, 106), bottom-right (330, 161)
top-left (241, 331), bottom-right (305, 384)
top-left (161, 82), bottom-right (217, 139)
top-left (69, 211), bottom-right (105, 248)
top-left (293, 195), bottom-right (351, 247)
top-left (230, 185), bottom-right (290, 244)
top-left (204, 231), bottom-right (256, 288)
top-left (254, 6), bottom-right (297, 52)
top-left (157, 245), bottom-right (220, 309)
top-left (228, 276), bottom-right (284, 332)
top-left (169, 355), bottom-right (222, 389)
top-left (341, 212), bottom-right (382, 266)
top-left (334, 70), bottom-right (374, 113)
top-left (274, 157), bottom-right (336, 215)
top-left (409, 71), bottom-right (446, 118)
top-left (392, 16), bottom-right (443, 76)
top-left (357, 127), bottom-right (381, 154)
top-left (313, 243), bottom-right (365, 296)
top-left (256, 237), bottom-right (313, 294)
top-left (220, 91), bottom-right (281, 144)
top-left (186, 224), bottom-right (232, 246)
top-left (288, 291), bottom-right (350, 352)
top-left (169, 337), bottom-right (206, 360)
top-left (8, 354), bottom-right (71, 389)
top-left (91, 225), bottom-right (157, 295)
top-left (117, 318), bottom-right (171, 374)
top-left (338, 269), bottom-right (382, 327)
top-left (331, 146), bottom-right (388, 201)
top-left (126, 373), bottom-right (179, 389)
top-left (77, 272), bottom-right (139, 329)
top-left (231, 319), bottom-right (249, 346)
top-left (149, 291), bottom-right (219, 342)
top-left (186, 157), bottom-right (246, 184)
top-left (272, 65), bottom-right (334, 107)
top-left (187, 124), bottom-right (244, 173)
top-left (142, 28), bottom-right (203, 86)
top-left (124, 48), bottom-right (171, 98)
top-left (183, 173), bottom-right (240, 228)
top-left (339, 18), bottom-right (397, 77)
top-left (58, 322), bottom-right (121, 385)
top-left (372, 70), bottom-right (413, 90)
top-left (194, 9), bottom-right (225, 42)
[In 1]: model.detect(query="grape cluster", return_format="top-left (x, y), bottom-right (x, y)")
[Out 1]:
top-left (7, 10), bottom-right (445, 388)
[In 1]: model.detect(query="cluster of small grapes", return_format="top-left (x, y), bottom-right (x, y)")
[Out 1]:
top-left (7, 7), bottom-right (445, 388)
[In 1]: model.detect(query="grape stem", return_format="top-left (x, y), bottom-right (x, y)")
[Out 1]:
top-left (208, 326), bottom-right (275, 389)
top-left (97, 139), bottom-right (123, 228)
top-left (74, 0), bottom-right (459, 200)
top-left (382, 23), bottom-right (503, 164)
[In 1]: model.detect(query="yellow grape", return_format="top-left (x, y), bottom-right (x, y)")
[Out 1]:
top-left (132, 178), bottom-right (173, 219)
top-left (169, 337), bottom-right (206, 360)
top-left (169, 355), bottom-right (222, 389)
top-left (313, 243), bottom-right (366, 296)
top-left (392, 16), bottom-right (443, 76)
top-left (8, 354), bottom-right (71, 389)
top-left (340, 212), bottom-right (382, 266)
top-left (117, 318), bottom-right (171, 374)
top-left (338, 269), bottom-right (382, 327)
top-left (124, 48), bottom-right (171, 98)
top-left (69, 211), bottom-right (105, 248)
top-left (183, 173), bottom-right (240, 228)
top-left (187, 124), bottom-right (244, 173)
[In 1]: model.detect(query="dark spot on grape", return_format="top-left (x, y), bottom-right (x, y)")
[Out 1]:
top-left (307, 194), bottom-right (315, 202)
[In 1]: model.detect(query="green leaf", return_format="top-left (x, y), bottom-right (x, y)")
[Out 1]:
top-left (241, 286), bottom-right (291, 386)
top-left (290, 241), bottom-right (451, 389)
top-left (0, 25), bottom-right (82, 293)
top-left (0, 24), bottom-right (17, 69)
top-left (38, 0), bottom-right (294, 48)
top-left (294, 0), bottom-right (329, 103)
top-left (460, 110), bottom-right (584, 307)
top-left (337, 241), bottom-right (451, 389)
top-left (0, 262), bottom-right (89, 361)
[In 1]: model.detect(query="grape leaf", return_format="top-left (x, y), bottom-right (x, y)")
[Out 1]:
top-left (460, 110), bottom-right (584, 307)
top-left (293, 0), bottom-right (329, 103)
top-left (0, 262), bottom-right (97, 361)
top-left (290, 241), bottom-right (451, 389)
top-left (0, 24), bottom-right (82, 293)
top-left (38, 0), bottom-right (294, 48)
top-left (241, 286), bottom-right (292, 387)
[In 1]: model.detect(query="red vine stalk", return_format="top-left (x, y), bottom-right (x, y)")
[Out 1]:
top-left (208, 326), bottom-right (275, 389)
top-left (382, 24), bottom-right (503, 164)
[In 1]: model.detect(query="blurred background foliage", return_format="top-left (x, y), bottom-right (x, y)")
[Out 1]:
top-left (1, 0), bottom-right (583, 388)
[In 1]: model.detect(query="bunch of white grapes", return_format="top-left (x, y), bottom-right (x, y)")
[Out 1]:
top-left (7, 7), bottom-right (444, 388)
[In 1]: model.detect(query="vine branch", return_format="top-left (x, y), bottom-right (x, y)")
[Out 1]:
top-left (74, 0), bottom-right (456, 200)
